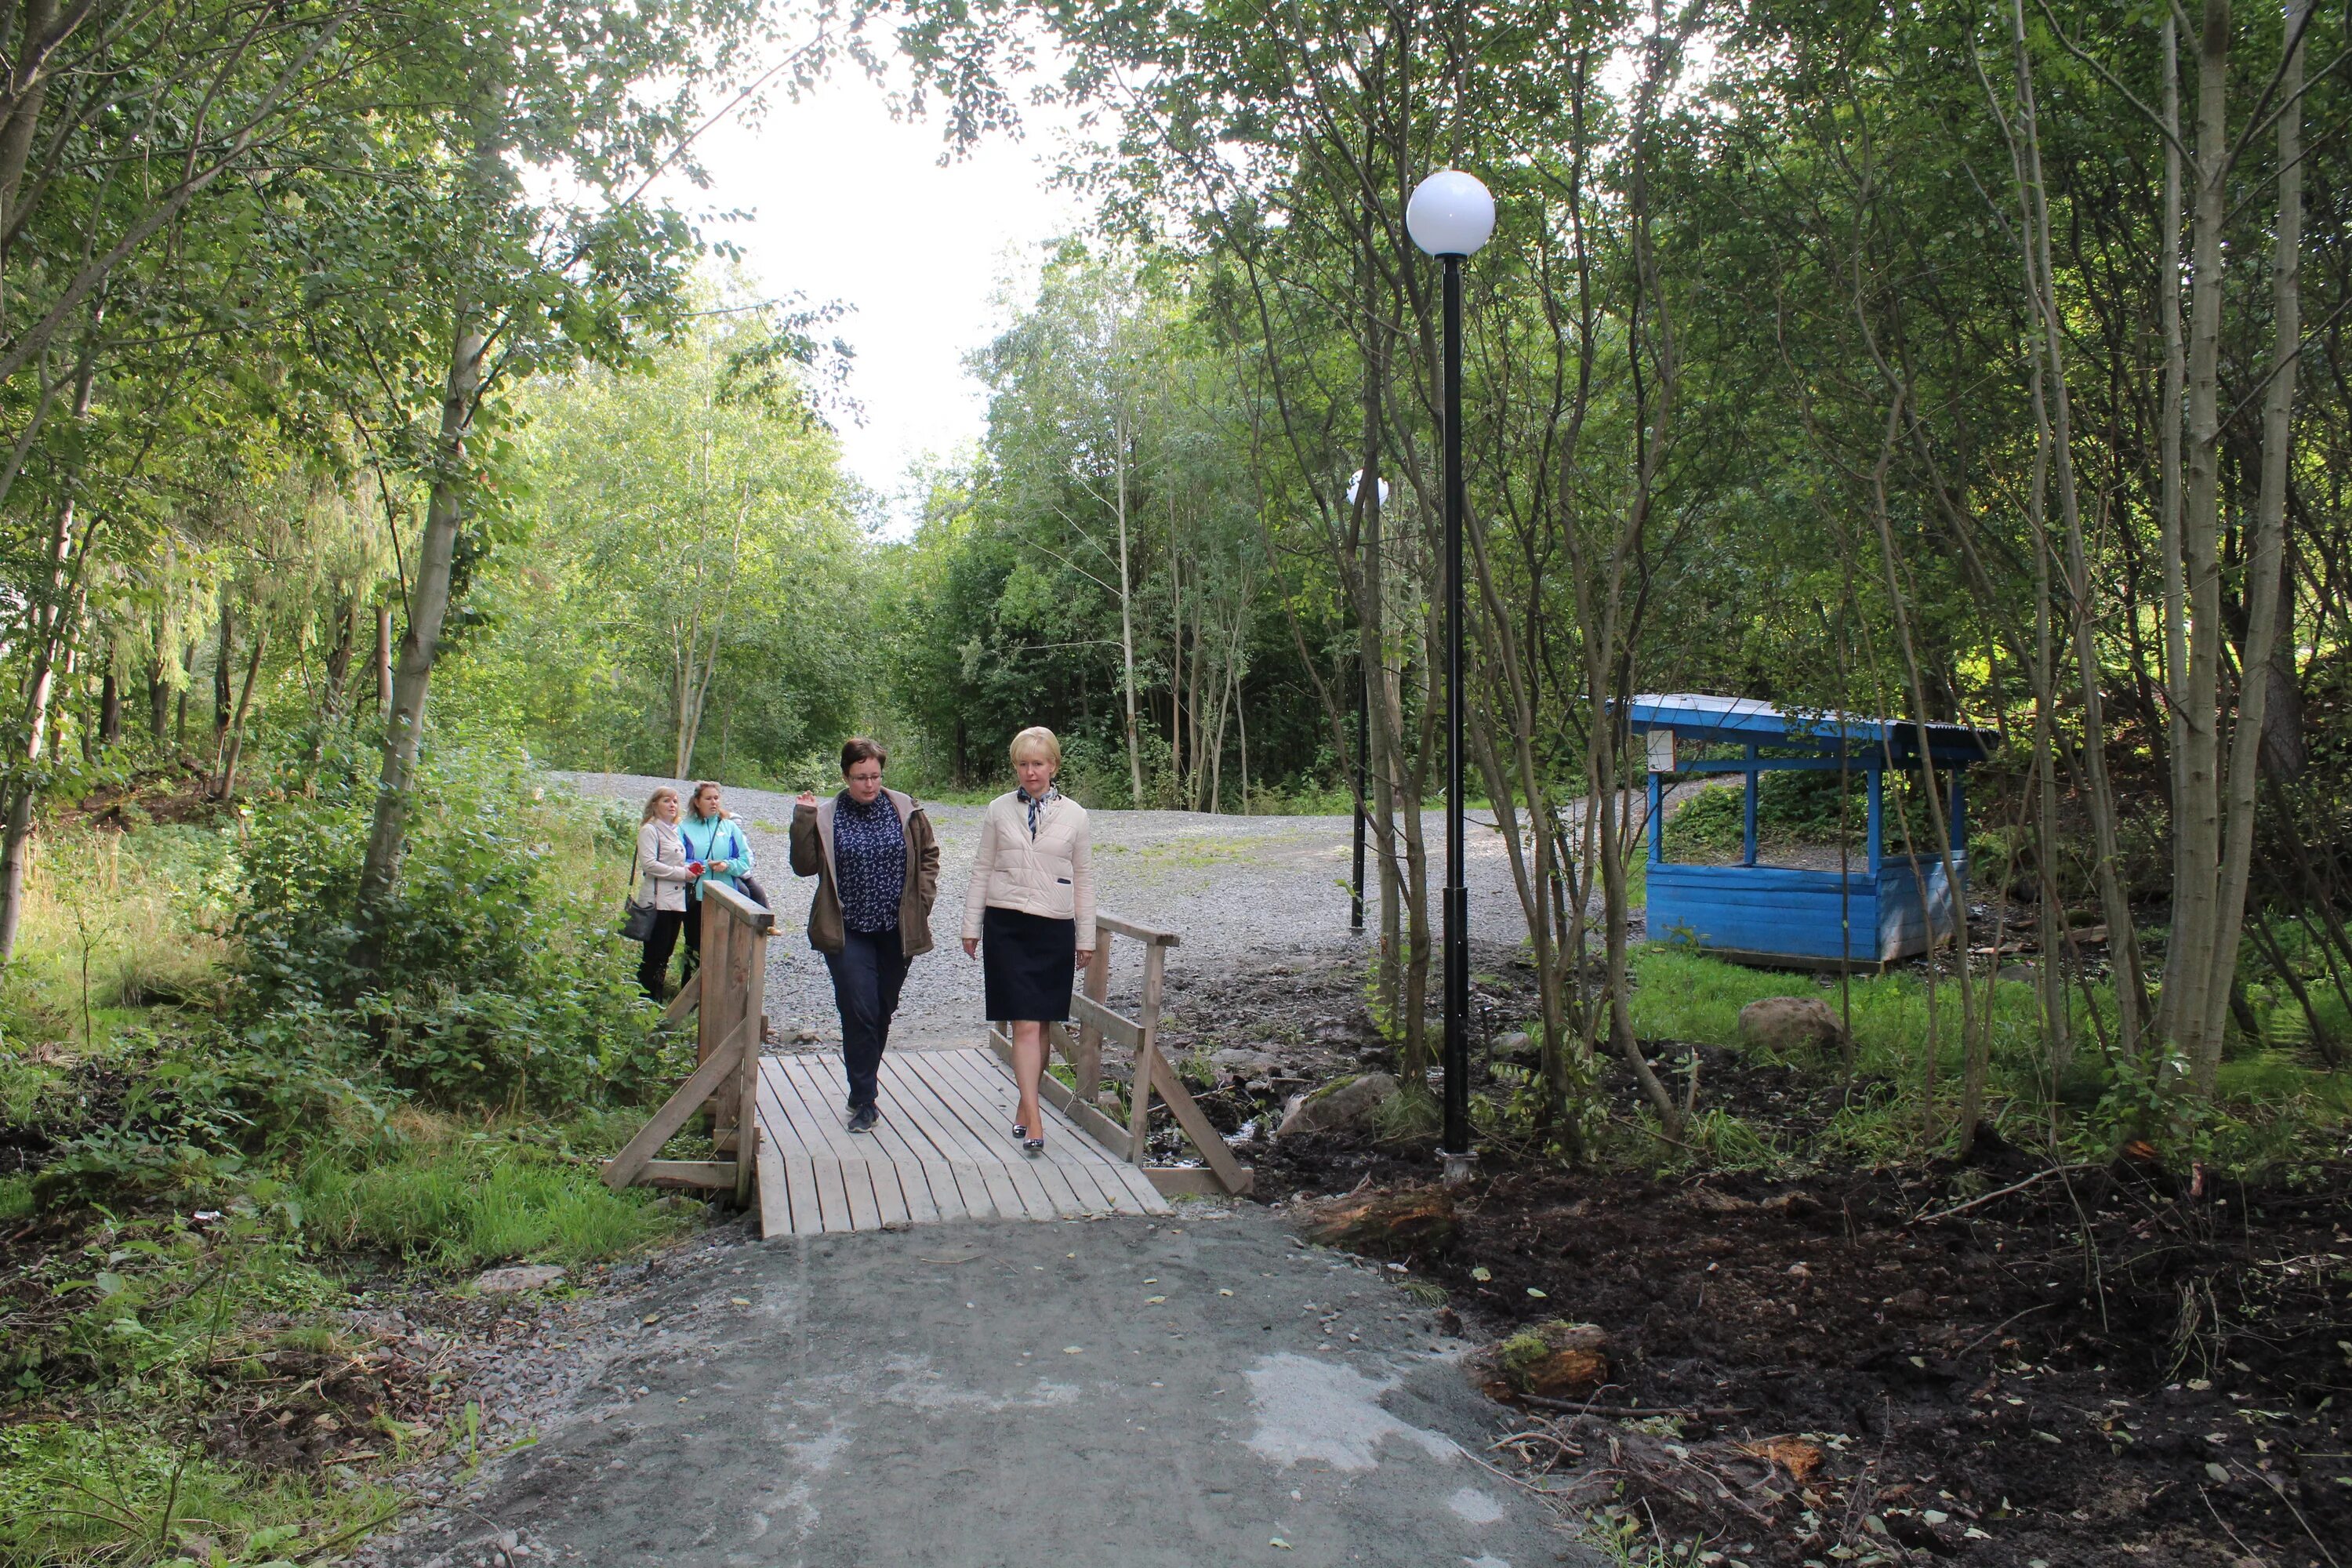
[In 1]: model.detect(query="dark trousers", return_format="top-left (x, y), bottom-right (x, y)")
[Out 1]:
top-left (823, 925), bottom-right (909, 1111)
top-left (681, 898), bottom-right (703, 977)
top-left (638, 909), bottom-right (686, 1000)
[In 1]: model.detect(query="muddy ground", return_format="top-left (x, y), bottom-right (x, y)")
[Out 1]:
top-left (1156, 956), bottom-right (2352, 1568)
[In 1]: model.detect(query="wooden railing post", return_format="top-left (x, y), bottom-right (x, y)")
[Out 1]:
top-left (608, 880), bottom-right (770, 1202)
top-left (1073, 942), bottom-right (1110, 1105)
top-left (699, 895), bottom-right (740, 1134)
top-left (1126, 938), bottom-right (1166, 1163)
top-left (729, 892), bottom-right (767, 1203)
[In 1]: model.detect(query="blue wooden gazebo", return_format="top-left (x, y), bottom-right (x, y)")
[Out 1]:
top-left (1626, 694), bottom-right (1998, 971)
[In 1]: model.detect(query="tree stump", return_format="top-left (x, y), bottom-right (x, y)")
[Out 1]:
top-left (1476, 1321), bottom-right (1613, 1403)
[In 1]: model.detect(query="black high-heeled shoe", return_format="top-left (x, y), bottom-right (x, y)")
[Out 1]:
top-left (1011, 1122), bottom-right (1027, 1141)
top-left (1023, 1134), bottom-right (1045, 1156)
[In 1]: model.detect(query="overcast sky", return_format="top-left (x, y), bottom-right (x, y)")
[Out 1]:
top-left (676, 70), bottom-right (1093, 533)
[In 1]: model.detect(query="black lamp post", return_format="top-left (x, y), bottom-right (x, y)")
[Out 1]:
top-left (1406, 169), bottom-right (1494, 1172)
top-left (1345, 469), bottom-right (1387, 936)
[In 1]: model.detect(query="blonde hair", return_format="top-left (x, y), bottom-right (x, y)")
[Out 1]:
top-left (1009, 727), bottom-right (1062, 770)
top-left (688, 780), bottom-right (731, 820)
top-left (641, 786), bottom-right (680, 824)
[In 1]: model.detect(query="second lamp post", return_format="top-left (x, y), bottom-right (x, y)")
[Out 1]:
top-left (1404, 169), bottom-right (1494, 1172)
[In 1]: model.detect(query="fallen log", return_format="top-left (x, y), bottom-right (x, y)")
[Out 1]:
top-left (1298, 1186), bottom-right (1457, 1255)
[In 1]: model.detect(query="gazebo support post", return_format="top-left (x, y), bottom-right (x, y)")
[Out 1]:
top-left (1741, 744), bottom-right (1759, 867)
top-left (1865, 768), bottom-right (1884, 877)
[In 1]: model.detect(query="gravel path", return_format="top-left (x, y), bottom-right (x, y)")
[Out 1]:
top-left (552, 773), bottom-right (1541, 1051)
top-left (360, 1206), bottom-right (1592, 1568)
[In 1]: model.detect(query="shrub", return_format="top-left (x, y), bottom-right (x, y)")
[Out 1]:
top-left (230, 741), bottom-right (662, 1109)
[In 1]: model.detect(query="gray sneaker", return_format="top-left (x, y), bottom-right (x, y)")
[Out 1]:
top-left (848, 1104), bottom-right (879, 1134)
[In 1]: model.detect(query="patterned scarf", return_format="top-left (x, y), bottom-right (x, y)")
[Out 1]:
top-left (1016, 785), bottom-right (1058, 840)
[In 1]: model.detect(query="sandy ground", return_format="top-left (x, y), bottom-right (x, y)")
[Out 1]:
top-left (361, 1206), bottom-right (1592, 1568)
top-left (552, 773), bottom-right (1541, 1051)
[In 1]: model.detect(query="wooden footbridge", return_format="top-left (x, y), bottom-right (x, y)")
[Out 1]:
top-left (603, 883), bottom-right (1251, 1237)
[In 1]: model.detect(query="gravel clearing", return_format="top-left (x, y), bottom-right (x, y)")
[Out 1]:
top-left (551, 771), bottom-right (1542, 1051)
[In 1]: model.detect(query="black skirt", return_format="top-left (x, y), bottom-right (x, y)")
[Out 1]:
top-left (982, 905), bottom-right (1076, 1022)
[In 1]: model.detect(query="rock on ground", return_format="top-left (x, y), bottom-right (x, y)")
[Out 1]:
top-left (474, 1265), bottom-right (566, 1294)
top-left (1736, 994), bottom-right (1848, 1057)
top-left (1277, 1071), bottom-right (1400, 1137)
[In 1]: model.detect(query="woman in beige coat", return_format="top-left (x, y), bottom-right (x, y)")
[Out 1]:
top-left (633, 786), bottom-right (695, 1000)
top-left (962, 727), bottom-right (1094, 1154)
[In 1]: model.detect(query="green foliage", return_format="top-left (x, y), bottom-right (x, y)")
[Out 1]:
top-left (0, 1414), bottom-right (395, 1568)
top-left (444, 305), bottom-right (869, 782)
top-left (230, 742), bottom-right (662, 1108)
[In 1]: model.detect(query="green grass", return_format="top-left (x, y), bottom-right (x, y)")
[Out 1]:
top-left (296, 1123), bottom-right (690, 1271)
top-left (0, 1414), bottom-right (400, 1567)
top-left (1615, 944), bottom-right (2352, 1172)
top-left (1627, 946), bottom-right (2049, 1073)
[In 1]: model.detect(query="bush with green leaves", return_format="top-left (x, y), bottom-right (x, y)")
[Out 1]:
top-left (230, 742), bottom-right (666, 1109)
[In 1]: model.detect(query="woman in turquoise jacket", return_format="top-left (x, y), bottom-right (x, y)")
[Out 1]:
top-left (679, 780), bottom-right (754, 977)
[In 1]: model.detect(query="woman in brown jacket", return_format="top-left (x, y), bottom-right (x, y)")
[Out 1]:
top-left (790, 737), bottom-right (942, 1134)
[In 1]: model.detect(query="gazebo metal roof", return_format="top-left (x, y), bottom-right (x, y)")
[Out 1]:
top-left (1623, 693), bottom-right (1998, 765)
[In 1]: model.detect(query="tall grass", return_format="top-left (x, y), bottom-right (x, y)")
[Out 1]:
top-left (296, 1115), bottom-right (688, 1270)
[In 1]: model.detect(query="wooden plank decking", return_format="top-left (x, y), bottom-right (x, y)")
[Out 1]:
top-left (753, 1047), bottom-right (1171, 1237)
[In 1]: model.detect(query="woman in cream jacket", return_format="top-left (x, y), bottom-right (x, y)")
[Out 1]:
top-left (962, 727), bottom-right (1094, 1154)
top-left (633, 786), bottom-right (696, 1000)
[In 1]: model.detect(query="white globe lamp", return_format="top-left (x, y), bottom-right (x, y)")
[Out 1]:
top-left (1405, 170), bottom-right (1495, 258)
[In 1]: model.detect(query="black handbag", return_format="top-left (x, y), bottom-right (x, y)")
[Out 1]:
top-left (619, 842), bottom-right (659, 941)
top-left (619, 897), bottom-right (659, 942)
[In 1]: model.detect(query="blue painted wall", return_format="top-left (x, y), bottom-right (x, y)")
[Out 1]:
top-left (1646, 854), bottom-right (1965, 965)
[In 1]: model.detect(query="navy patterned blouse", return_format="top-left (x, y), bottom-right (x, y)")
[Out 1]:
top-left (833, 792), bottom-right (906, 933)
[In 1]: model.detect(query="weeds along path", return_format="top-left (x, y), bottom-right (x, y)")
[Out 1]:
top-left (552, 772), bottom-right (1547, 1051)
top-left (354, 1203), bottom-right (1592, 1568)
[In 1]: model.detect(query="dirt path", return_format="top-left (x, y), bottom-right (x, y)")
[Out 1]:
top-left (358, 1206), bottom-right (1589, 1568)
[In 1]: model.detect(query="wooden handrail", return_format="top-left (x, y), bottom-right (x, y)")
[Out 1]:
top-left (1095, 910), bottom-right (1178, 946)
top-left (1069, 992), bottom-right (1142, 1051)
top-left (993, 906), bottom-right (1249, 1197)
top-left (701, 877), bottom-right (774, 932)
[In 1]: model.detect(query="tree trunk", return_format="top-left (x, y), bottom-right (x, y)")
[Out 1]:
top-left (2158, 9), bottom-right (2189, 1048)
top-left (147, 649), bottom-right (169, 746)
top-left (356, 318), bottom-right (488, 919)
top-left (2006, 0), bottom-right (2143, 1077)
top-left (2165, 0), bottom-right (2231, 1068)
top-left (0, 336), bottom-right (96, 964)
top-left (211, 623), bottom-right (268, 800)
top-left (2194, 0), bottom-right (2303, 1089)
top-left (212, 608), bottom-right (234, 735)
top-left (97, 666), bottom-right (119, 745)
top-left (321, 593), bottom-right (357, 718)
top-left (374, 604), bottom-right (392, 724)
top-left (1117, 410), bottom-right (1143, 808)
top-left (176, 640), bottom-right (192, 748)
